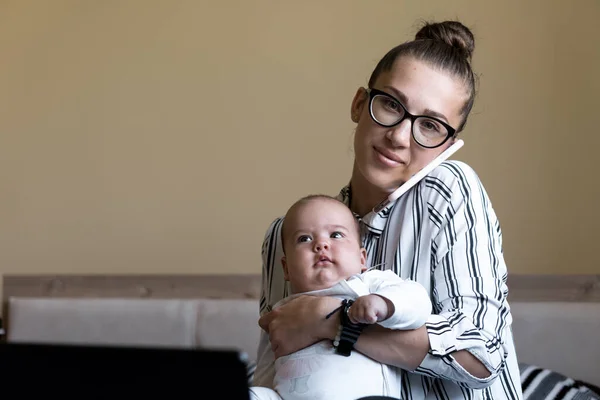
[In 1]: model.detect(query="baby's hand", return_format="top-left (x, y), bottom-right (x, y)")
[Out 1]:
top-left (348, 294), bottom-right (392, 325)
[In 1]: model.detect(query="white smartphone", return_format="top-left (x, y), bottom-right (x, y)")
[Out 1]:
top-left (372, 139), bottom-right (465, 213)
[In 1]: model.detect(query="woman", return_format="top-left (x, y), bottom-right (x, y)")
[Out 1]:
top-left (256, 20), bottom-right (523, 399)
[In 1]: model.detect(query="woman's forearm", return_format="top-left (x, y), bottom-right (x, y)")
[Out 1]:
top-left (354, 324), bottom-right (430, 370)
top-left (354, 325), bottom-right (491, 379)
top-left (452, 350), bottom-right (492, 379)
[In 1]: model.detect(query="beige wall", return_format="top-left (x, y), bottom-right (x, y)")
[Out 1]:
top-left (1, 0), bottom-right (599, 287)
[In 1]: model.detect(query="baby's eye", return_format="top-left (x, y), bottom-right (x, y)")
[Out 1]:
top-left (330, 231), bottom-right (344, 239)
top-left (297, 235), bottom-right (312, 243)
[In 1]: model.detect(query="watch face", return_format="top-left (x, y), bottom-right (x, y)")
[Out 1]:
top-left (345, 304), bottom-right (352, 318)
top-left (341, 299), bottom-right (366, 328)
top-left (341, 300), bottom-right (352, 325)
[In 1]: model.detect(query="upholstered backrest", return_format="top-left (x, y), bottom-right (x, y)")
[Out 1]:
top-left (510, 301), bottom-right (600, 386)
top-left (6, 297), bottom-right (261, 361)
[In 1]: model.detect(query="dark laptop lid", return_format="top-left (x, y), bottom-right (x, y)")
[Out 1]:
top-left (0, 342), bottom-right (251, 398)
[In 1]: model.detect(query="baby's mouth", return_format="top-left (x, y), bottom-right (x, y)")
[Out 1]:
top-left (315, 255), bottom-right (333, 266)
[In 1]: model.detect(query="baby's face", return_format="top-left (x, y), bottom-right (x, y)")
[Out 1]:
top-left (282, 199), bottom-right (366, 293)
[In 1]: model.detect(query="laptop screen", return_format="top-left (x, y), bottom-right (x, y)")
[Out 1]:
top-left (0, 342), bottom-right (251, 398)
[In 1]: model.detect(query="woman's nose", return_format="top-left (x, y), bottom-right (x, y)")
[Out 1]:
top-left (386, 119), bottom-right (411, 147)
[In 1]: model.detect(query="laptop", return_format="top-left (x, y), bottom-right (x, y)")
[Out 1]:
top-left (0, 342), bottom-right (251, 398)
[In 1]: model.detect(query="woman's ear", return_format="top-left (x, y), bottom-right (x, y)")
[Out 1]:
top-left (351, 87), bottom-right (367, 123)
top-left (359, 248), bottom-right (367, 272)
top-left (281, 257), bottom-right (290, 281)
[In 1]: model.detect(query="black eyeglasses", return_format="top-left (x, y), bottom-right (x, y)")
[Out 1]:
top-left (366, 88), bottom-right (456, 149)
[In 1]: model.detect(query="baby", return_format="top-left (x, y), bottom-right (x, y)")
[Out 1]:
top-left (250, 195), bottom-right (432, 400)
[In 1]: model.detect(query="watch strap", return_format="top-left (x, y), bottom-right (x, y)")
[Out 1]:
top-left (333, 299), bottom-right (367, 357)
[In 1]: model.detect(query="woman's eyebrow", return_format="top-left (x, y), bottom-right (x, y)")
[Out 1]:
top-left (383, 85), bottom-right (450, 123)
top-left (422, 108), bottom-right (450, 123)
top-left (383, 85), bottom-right (408, 103)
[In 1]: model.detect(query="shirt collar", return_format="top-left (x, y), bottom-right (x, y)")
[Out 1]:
top-left (336, 185), bottom-right (394, 233)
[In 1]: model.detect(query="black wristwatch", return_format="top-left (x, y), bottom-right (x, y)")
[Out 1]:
top-left (333, 299), bottom-right (367, 357)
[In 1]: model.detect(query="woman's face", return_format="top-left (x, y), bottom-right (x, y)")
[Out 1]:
top-left (351, 57), bottom-right (468, 193)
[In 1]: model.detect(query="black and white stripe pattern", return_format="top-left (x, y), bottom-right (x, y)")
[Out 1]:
top-left (520, 363), bottom-right (600, 400)
top-left (259, 160), bottom-right (523, 399)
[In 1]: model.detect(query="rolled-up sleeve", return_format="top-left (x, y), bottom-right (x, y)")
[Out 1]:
top-left (414, 162), bottom-right (512, 390)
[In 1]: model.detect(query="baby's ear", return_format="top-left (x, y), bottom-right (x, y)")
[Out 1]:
top-left (359, 248), bottom-right (367, 272)
top-left (281, 256), bottom-right (290, 281)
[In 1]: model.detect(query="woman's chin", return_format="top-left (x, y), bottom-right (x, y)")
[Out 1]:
top-left (365, 173), bottom-right (406, 193)
top-left (358, 164), bottom-right (407, 192)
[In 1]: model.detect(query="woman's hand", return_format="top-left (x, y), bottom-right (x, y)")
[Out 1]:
top-left (258, 295), bottom-right (341, 358)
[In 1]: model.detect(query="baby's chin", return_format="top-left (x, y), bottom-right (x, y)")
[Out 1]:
top-left (307, 272), bottom-right (353, 291)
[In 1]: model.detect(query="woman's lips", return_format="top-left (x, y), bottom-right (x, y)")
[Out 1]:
top-left (374, 146), bottom-right (404, 167)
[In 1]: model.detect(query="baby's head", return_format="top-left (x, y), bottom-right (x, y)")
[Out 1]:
top-left (280, 195), bottom-right (367, 294)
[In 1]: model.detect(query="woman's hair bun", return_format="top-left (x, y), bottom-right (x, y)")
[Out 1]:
top-left (415, 20), bottom-right (475, 61)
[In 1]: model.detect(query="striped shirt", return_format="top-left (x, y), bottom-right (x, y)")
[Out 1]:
top-left (259, 160), bottom-right (524, 399)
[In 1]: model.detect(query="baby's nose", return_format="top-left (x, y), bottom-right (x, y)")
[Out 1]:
top-left (315, 241), bottom-right (330, 251)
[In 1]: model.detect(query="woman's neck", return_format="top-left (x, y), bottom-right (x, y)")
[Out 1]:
top-left (349, 164), bottom-right (392, 217)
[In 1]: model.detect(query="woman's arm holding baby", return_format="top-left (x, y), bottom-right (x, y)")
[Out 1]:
top-left (258, 294), bottom-right (430, 370)
top-left (259, 289), bottom-right (490, 378)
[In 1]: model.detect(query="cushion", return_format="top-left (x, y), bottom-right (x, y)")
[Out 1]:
top-left (194, 298), bottom-right (261, 360)
top-left (7, 297), bottom-right (198, 347)
top-left (520, 363), bottom-right (600, 400)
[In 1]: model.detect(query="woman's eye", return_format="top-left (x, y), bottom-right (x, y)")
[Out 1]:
top-left (419, 119), bottom-right (442, 132)
top-left (297, 235), bottom-right (312, 243)
top-left (331, 232), bottom-right (344, 239)
top-left (383, 99), bottom-right (400, 112)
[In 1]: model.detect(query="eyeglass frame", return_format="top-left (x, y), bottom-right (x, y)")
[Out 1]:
top-left (366, 88), bottom-right (457, 149)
